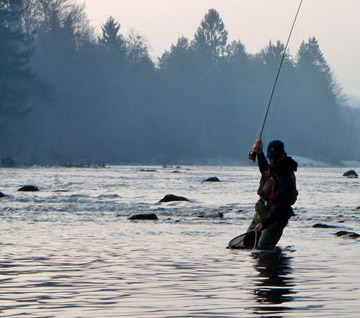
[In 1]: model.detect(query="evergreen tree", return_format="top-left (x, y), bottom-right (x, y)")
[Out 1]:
top-left (220, 40), bottom-right (253, 155)
top-left (224, 40), bottom-right (248, 65)
top-left (296, 37), bottom-right (338, 113)
top-left (193, 8), bottom-right (228, 62)
top-left (296, 37), bottom-right (335, 91)
top-left (98, 16), bottom-right (126, 56)
top-left (158, 36), bottom-right (191, 73)
top-left (294, 37), bottom-right (343, 160)
top-left (0, 0), bottom-right (33, 116)
top-left (258, 40), bottom-right (293, 72)
top-left (157, 36), bottom-right (200, 158)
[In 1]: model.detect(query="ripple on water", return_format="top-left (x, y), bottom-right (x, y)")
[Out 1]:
top-left (0, 166), bottom-right (359, 317)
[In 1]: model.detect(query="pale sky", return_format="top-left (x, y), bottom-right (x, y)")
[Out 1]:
top-left (77, 0), bottom-right (360, 100)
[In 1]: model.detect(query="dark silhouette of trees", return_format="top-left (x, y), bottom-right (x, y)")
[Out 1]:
top-left (224, 40), bottom-right (248, 65)
top-left (0, 0), bottom-right (33, 117)
top-left (159, 36), bottom-right (192, 73)
top-left (1, 6), bottom-right (358, 164)
top-left (293, 37), bottom-right (345, 160)
top-left (98, 16), bottom-right (126, 57)
top-left (193, 8), bottom-right (228, 62)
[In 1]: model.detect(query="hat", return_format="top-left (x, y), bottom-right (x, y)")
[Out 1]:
top-left (267, 140), bottom-right (285, 159)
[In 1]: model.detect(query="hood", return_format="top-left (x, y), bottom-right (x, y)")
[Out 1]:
top-left (283, 155), bottom-right (298, 172)
top-left (271, 155), bottom-right (298, 174)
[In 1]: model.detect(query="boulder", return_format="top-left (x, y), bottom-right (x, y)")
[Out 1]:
top-left (313, 223), bottom-right (341, 228)
top-left (159, 194), bottom-right (190, 203)
top-left (343, 170), bottom-right (358, 178)
top-left (129, 213), bottom-right (158, 220)
top-left (198, 212), bottom-right (224, 218)
top-left (18, 185), bottom-right (39, 192)
top-left (203, 177), bottom-right (221, 182)
top-left (335, 231), bottom-right (360, 239)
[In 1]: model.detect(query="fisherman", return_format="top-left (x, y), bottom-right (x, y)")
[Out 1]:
top-left (248, 139), bottom-right (298, 249)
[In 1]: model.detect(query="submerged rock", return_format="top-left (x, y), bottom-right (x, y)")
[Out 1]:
top-left (128, 213), bottom-right (158, 220)
top-left (313, 223), bottom-right (341, 229)
top-left (335, 231), bottom-right (360, 239)
top-left (343, 170), bottom-right (358, 178)
top-left (139, 169), bottom-right (157, 172)
top-left (203, 177), bottom-right (221, 182)
top-left (18, 185), bottom-right (39, 192)
top-left (159, 194), bottom-right (190, 203)
top-left (60, 162), bottom-right (106, 168)
top-left (198, 212), bottom-right (224, 218)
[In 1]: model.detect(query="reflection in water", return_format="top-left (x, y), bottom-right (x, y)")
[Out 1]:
top-left (251, 248), bottom-right (296, 317)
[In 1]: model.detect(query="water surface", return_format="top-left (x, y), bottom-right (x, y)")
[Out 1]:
top-left (0, 165), bottom-right (359, 317)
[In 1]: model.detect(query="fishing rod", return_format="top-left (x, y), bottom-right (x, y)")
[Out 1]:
top-left (249, 0), bottom-right (304, 162)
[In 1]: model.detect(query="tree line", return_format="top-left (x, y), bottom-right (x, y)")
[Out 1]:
top-left (1, 0), bottom-right (359, 165)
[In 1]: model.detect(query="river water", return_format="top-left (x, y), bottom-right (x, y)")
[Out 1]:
top-left (0, 165), bottom-right (359, 317)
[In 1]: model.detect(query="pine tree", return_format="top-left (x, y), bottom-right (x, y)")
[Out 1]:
top-left (296, 37), bottom-right (334, 89)
top-left (259, 40), bottom-right (293, 71)
top-left (224, 40), bottom-right (248, 65)
top-left (295, 37), bottom-right (343, 160)
top-left (193, 8), bottom-right (228, 61)
top-left (158, 36), bottom-right (191, 72)
top-left (0, 0), bottom-right (33, 116)
top-left (98, 16), bottom-right (126, 56)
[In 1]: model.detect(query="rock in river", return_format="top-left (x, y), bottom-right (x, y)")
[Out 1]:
top-left (203, 177), bottom-right (221, 182)
top-left (335, 231), bottom-right (360, 239)
top-left (18, 185), bottom-right (39, 192)
top-left (343, 170), bottom-right (358, 178)
top-left (129, 213), bottom-right (158, 220)
top-left (159, 194), bottom-right (190, 203)
top-left (313, 223), bottom-right (341, 229)
top-left (198, 212), bottom-right (224, 218)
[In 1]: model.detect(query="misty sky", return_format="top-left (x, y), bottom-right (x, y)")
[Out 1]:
top-left (77, 0), bottom-right (360, 99)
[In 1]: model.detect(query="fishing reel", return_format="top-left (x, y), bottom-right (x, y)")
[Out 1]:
top-left (248, 151), bottom-right (257, 162)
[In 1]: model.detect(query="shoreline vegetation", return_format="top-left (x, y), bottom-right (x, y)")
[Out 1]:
top-left (1, 1), bottom-right (360, 166)
top-left (1, 158), bottom-right (359, 169)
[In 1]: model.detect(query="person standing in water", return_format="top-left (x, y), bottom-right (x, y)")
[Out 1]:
top-left (248, 139), bottom-right (298, 249)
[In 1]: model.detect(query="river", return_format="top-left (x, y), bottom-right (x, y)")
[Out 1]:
top-left (0, 165), bottom-right (359, 317)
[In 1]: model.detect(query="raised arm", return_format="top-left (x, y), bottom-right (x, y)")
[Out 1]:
top-left (253, 139), bottom-right (269, 173)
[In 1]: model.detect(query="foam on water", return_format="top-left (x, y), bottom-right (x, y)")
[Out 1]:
top-left (0, 165), bottom-right (359, 317)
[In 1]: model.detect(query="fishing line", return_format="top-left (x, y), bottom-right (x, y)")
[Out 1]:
top-left (249, 0), bottom-right (304, 161)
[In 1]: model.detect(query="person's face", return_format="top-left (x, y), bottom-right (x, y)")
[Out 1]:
top-left (269, 153), bottom-right (285, 168)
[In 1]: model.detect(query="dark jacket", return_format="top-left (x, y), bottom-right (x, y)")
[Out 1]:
top-left (257, 152), bottom-right (298, 228)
